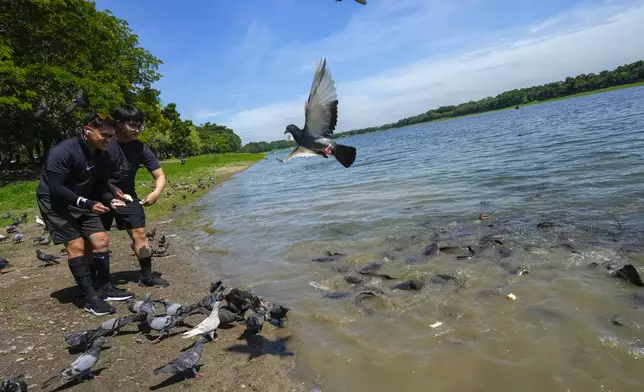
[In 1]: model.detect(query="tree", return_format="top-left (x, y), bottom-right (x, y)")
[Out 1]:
top-left (0, 0), bottom-right (162, 164)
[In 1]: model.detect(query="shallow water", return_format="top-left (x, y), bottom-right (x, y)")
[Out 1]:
top-left (185, 86), bottom-right (644, 392)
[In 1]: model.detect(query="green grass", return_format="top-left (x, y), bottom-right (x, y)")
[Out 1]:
top-left (0, 152), bottom-right (265, 226)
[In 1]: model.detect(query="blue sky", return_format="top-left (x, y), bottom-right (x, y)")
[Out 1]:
top-left (94, 0), bottom-right (644, 144)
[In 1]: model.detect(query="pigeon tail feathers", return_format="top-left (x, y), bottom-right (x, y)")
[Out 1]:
top-left (333, 143), bottom-right (357, 168)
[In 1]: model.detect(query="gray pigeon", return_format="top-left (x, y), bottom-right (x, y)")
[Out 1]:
top-left (41, 336), bottom-right (107, 388)
top-left (146, 314), bottom-right (186, 343)
top-left (127, 293), bottom-right (155, 318)
top-left (12, 233), bottom-right (23, 244)
top-left (152, 336), bottom-right (207, 378)
top-left (281, 58), bottom-right (357, 168)
top-left (99, 314), bottom-right (140, 334)
top-left (158, 299), bottom-right (185, 316)
top-left (64, 328), bottom-right (108, 350)
top-left (36, 249), bottom-right (60, 266)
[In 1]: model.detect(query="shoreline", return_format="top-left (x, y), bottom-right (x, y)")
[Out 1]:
top-left (0, 161), bottom-right (307, 392)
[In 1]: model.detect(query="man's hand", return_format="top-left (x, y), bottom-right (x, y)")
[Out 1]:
top-left (110, 199), bottom-right (126, 210)
top-left (92, 202), bottom-right (110, 214)
top-left (142, 190), bottom-right (161, 206)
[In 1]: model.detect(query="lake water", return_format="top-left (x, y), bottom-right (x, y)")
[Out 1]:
top-left (183, 86), bottom-right (644, 392)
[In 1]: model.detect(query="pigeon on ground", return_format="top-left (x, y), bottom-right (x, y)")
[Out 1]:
top-left (1, 374), bottom-right (28, 391)
top-left (146, 228), bottom-right (156, 241)
top-left (63, 89), bottom-right (89, 114)
top-left (244, 311), bottom-right (265, 335)
top-left (0, 234), bottom-right (7, 242)
top-left (35, 216), bottom-right (46, 228)
top-left (41, 337), bottom-right (107, 389)
top-left (6, 225), bottom-right (17, 234)
top-left (182, 301), bottom-right (221, 341)
top-left (0, 256), bottom-right (10, 273)
top-left (1, 212), bottom-right (10, 219)
top-left (36, 250), bottom-right (60, 266)
top-left (12, 233), bottom-right (23, 244)
top-left (127, 293), bottom-right (155, 317)
top-left (99, 315), bottom-right (140, 334)
top-left (158, 299), bottom-right (185, 316)
top-left (152, 336), bottom-right (207, 378)
top-left (12, 217), bottom-right (20, 226)
top-left (281, 58), bottom-right (357, 168)
top-left (145, 314), bottom-right (186, 343)
top-left (64, 328), bottom-right (108, 350)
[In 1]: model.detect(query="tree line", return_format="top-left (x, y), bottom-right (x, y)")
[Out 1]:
top-left (0, 0), bottom-right (241, 167)
top-left (247, 60), bottom-right (644, 152)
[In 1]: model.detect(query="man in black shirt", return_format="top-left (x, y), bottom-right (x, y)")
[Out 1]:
top-left (36, 112), bottom-right (134, 317)
top-left (101, 104), bottom-right (170, 287)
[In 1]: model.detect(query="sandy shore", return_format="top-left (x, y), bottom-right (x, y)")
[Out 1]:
top-left (0, 163), bottom-right (307, 392)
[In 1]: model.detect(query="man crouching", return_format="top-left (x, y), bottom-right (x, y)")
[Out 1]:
top-left (36, 112), bottom-right (134, 316)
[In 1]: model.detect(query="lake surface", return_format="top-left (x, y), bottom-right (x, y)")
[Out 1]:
top-left (183, 86), bottom-right (644, 392)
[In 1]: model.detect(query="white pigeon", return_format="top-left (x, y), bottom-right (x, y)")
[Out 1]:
top-left (181, 301), bottom-right (221, 341)
top-left (35, 216), bottom-right (45, 227)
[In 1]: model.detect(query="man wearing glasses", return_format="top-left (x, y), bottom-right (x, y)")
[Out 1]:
top-left (101, 104), bottom-right (170, 288)
top-left (36, 112), bottom-right (134, 317)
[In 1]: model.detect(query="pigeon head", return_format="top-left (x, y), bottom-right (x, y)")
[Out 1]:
top-left (92, 336), bottom-right (108, 347)
top-left (285, 124), bottom-right (301, 135)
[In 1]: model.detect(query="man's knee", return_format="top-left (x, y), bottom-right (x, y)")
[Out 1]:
top-left (89, 232), bottom-right (110, 252)
top-left (65, 238), bottom-right (85, 258)
top-left (131, 228), bottom-right (148, 246)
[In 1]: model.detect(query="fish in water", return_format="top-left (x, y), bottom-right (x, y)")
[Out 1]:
top-left (353, 289), bottom-right (385, 316)
top-left (358, 262), bottom-right (396, 280)
top-left (391, 279), bottom-right (425, 291)
top-left (422, 242), bottom-right (439, 257)
top-left (312, 251), bottom-right (345, 262)
top-left (280, 58), bottom-right (357, 168)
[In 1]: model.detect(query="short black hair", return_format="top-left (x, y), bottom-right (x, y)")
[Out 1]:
top-left (110, 104), bottom-right (145, 124)
top-left (82, 112), bottom-right (117, 127)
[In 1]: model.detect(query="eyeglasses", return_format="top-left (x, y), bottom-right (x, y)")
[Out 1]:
top-left (122, 121), bottom-right (144, 131)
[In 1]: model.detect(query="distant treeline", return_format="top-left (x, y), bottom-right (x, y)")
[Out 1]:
top-left (245, 60), bottom-right (644, 153)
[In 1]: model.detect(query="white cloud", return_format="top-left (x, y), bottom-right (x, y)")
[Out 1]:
top-left (226, 0), bottom-right (644, 143)
top-left (193, 110), bottom-right (222, 119)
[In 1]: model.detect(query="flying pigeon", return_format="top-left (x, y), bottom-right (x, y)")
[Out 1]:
top-left (335, 0), bottom-right (367, 4)
top-left (64, 88), bottom-right (90, 114)
top-left (152, 336), bottom-right (207, 378)
top-left (281, 58), bottom-right (357, 168)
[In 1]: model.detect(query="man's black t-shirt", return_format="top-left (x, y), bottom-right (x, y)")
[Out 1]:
top-left (36, 133), bottom-right (113, 209)
top-left (105, 139), bottom-right (161, 199)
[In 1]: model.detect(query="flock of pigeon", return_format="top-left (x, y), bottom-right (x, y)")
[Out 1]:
top-left (0, 212), bottom-right (60, 275)
top-left (39, 281), bottom-right (290, 389)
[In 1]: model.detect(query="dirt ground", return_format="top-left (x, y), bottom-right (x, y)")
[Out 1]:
top-left (0, 165), bottom-right (308, 392)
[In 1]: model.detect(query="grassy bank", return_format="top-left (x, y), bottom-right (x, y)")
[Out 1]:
top-left (0, 152), bottom-right (265, 226)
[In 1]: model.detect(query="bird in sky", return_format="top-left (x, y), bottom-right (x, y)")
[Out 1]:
top-left (280, 58), bottom-right (357, 168)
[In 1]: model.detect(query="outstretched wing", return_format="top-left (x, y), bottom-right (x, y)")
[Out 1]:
top-left (276, 146), bottom-right (319, 164)
top-left (303, 58), bottom-right (338, 137)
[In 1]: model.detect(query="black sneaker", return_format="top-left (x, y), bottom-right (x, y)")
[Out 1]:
top-left (84, 295), bottom-right (116, 316)
top-left (138, 275), bottom-right (170, 288)
top-left (98, 284), bottom-right (134, 301)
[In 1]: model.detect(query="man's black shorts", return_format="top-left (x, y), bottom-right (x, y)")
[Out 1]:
top-left (100, 201), bottom-right (146, 231)
top-left (36, 196), bottom-right (106, 245)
